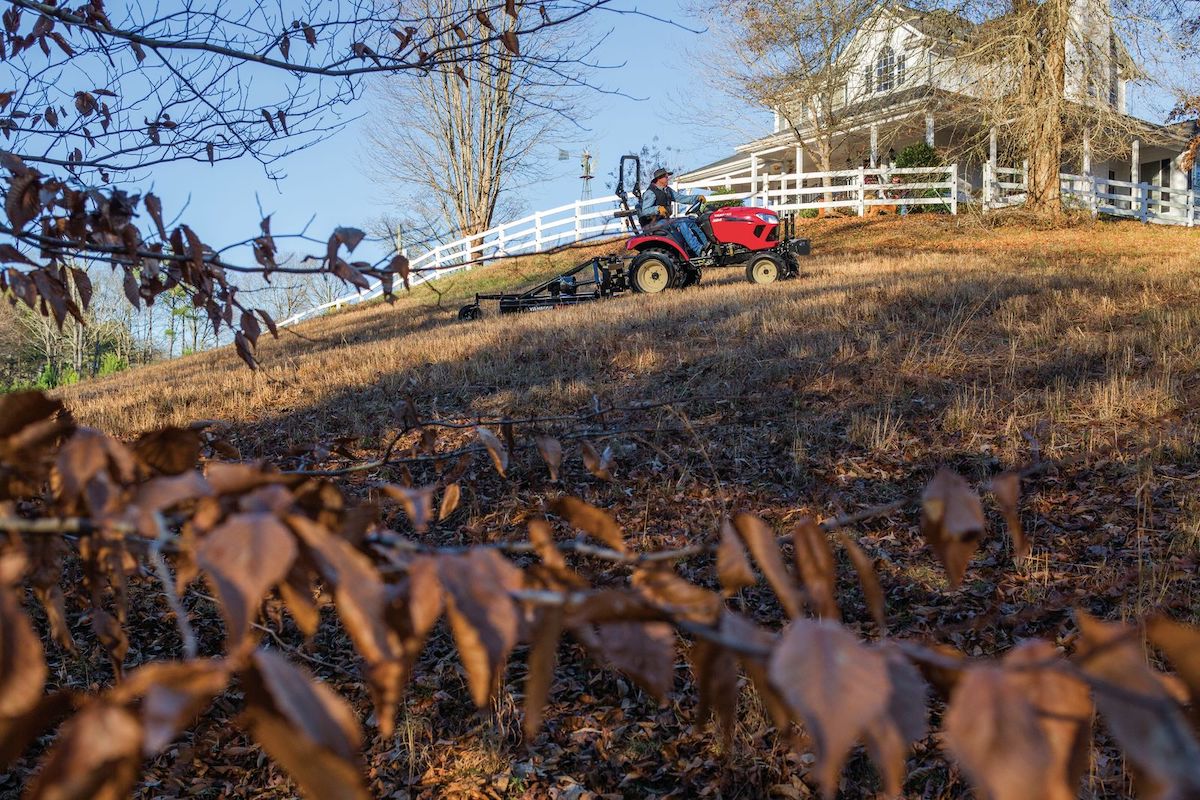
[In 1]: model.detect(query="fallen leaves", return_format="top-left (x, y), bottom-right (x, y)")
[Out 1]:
top-left (920, 468), bottom-right (985, 588)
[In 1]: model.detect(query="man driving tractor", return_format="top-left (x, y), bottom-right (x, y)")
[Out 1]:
top-left (639, 167), bottom-right (708, 257)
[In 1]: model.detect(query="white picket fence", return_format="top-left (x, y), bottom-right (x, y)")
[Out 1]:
top-left (280, 161), bottom-right (1194, 327)
top-left (279, 197), bottom-right (633, 326)
top-left (986, 163), bottom-right (1199, 227)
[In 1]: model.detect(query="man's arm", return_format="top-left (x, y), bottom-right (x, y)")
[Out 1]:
top-left (668, 187), bottom-right (704, 206)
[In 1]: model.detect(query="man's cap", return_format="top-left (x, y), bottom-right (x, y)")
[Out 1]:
top-left (651, 167), bottom-right (671, 181)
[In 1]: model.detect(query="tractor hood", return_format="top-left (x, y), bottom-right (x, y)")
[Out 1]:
top-left (709, 206), bottom-right (779, 224)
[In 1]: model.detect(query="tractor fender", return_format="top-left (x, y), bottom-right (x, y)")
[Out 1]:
top-left (626, 235), bottom-right (689, 262)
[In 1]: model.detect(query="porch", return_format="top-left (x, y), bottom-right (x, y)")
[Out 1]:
top-left (678, 113), bottom-right (1199, 226)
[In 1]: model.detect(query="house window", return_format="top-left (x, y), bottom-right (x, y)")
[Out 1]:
top-left (874, 46), bottom-right (903, 93)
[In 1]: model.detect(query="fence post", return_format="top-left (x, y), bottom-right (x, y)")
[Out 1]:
top-left (574, 200), bottom-right (583, 242)
top-left (950, 165), bottom-right (958, 216)
top-left (1087, 173), bottom-right (1097, 217)
top-left (534, 212), bottom-right (544, 251)
top-left (857, 166), bottom-right (866, 216)
top-left (1139, 183), bottom-right (1150, 223)
top-left (496, 224), bottom-right (506, 257)
top-left (983, 162), bottom-right (993, 209)
top-left (1189, 189), bottom-right (1196, 228)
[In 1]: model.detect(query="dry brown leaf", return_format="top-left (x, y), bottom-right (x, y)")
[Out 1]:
top-left (523, 604), bottom-right (563, 740)
top-left (197, 512), bottom-right (298, 652)
top-left (1074, 611), bottom-right (1200, 796)
top-left (592, 620), bottom-right (675, 702)
top-left (527, 518), bottom-right (585, 588)
top-left (716, 517), bottom-right (755, 594)
top-left (132, 426), bottom-right (203, 475)
top-left (110, 659), bottom-right (230, 756)
top-left (0, 556), bottom-right (46, 719)
top-left (240, 649), bottom-right (370, 800)
top-left (0, 690), bottom-right (74, 772)
top-left (203, 461), bottom-right (280, 495)
top-left (631, 566), bottom-right (722, 624)
top-left (580, 439), bottom-right (615, 481)
top-left (475, 426), bottom-right (508, 477)
top-left (768, 618), bottom-right (890, 798)
top-left (278, 565), bottom-right (321, 638)
top-left (438, 482), bottom-right (461, 521)
top-left (89, 608), bottom-right (128, 679)
top-left (920, 468), bottom-right (985, 588)
top-left (863, 643), bottom-right (928, 798)
top-left (944, 665), bottom-right (1054, 800)
top-left (1146, 615), bottom-right (1200, 728)
top-left (382, 483), bottom-right (435, 533)
top-left (551, 496), bottom-right (625, 552)
top-left (25, 701), bottom-right (143, 800)
top-left (288, 515), bottom-right (404, 736)
top-left (132, 471), bottom-right (213, 514)
top-left (719, 611), bottom-right (790, 729)
top-left (691, 636), bottom-right (739, 748)
top-left (731, 513), bottom-right (802, 618)
top-left (791, 517), bottom-right (840, 620)
top-left (386, 555), bottom-right (444, 694)
top-left (32, 584), bottom-right (76, 655)
top-left (437, 549), bottom-right (523, 708)
top-left (535, 435), bottom-right (562, 481)
top-left (990, 471), bottom-right (1028, 562)
top-left (1003, 641), bottom-right (1093, 800)
top-left (839, 532), bottom-right (886, 634)
top-left (565, 589), bottom-right (661, 626)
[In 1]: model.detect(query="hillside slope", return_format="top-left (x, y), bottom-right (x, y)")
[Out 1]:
top-left (53, 214), bottom-right (1200, 797)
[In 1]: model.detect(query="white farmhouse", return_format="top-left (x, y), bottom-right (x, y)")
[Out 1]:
top-left (678, 1), bottom-right (1199, 224)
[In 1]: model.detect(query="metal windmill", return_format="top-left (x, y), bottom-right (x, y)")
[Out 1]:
top-left (558, 148), bottom-right (594, 201)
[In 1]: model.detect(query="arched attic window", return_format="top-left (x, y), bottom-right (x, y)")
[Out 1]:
top-left (874, 45), bottom-right (906, 93)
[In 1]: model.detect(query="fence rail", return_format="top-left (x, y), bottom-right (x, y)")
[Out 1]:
top-left (280, 162), bottom-right (1195, 327)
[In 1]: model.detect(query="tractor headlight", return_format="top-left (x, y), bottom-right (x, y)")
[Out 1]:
top-left (754, 212), bottom-right (779, 224)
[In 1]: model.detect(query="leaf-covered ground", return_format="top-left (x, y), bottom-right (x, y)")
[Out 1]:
top-left (33, 214), bottom-right (1200, 799)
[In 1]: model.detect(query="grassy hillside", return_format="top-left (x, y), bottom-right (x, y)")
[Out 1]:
top-left (54, 214), bottom-right (1200, 797)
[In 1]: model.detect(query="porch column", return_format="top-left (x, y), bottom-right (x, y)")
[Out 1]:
top-left (795, 143), bottom-right (805, 205)
top-left (925, 112), bottom-right (935, 147)
top-left (750, 152), bottom-right (760, 203)
top-left (870, 123), bottom-right (879, 168)
top-left (987, 126), bottom-right (998, 206)
top-left (1082, 129), bottom-right (1094, 212)
top-left (1131, 138), bottom-right (1140, 185)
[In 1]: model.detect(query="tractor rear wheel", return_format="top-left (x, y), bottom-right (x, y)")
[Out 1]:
top-left (746, 253), bottom-right (783, 285)
top-left (629, 251), bottom-right (676, 294)
top-left (457, 304), bottom-right (482, 321)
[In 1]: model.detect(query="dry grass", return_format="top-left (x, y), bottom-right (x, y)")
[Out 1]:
top-left (56, 214), bottom-right (1200, 798)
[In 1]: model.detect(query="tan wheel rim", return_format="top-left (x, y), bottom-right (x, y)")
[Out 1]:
top-left (751, 259), bottom-right (778, 283)
top-left (638, 260), bottom-right (671, 293)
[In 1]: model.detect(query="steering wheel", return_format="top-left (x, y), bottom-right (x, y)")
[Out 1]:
top-left (683, 197), bottom-right (705, 216)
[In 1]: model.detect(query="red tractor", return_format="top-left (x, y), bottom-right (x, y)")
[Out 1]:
top-left (457, 154), bottom-right (810, 319)
top-left (617, 154), bottom-right (810, 293)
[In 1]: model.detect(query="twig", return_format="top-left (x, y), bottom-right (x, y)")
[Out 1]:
top-left (150, 512), bottom-right (197, 659)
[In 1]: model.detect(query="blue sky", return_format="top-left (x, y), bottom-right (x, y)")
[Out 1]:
top-left (137, 0), bottom-right (1186, 271)
top-left (144, 1), bottom-right (751, 268)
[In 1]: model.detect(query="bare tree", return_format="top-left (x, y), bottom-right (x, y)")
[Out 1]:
top-left (697, 0), bottom-right (888, 185)
top-left (0, 0), bottom-right (635, 367)
top-left (365, 0), bottom-right (590, 237)
top-left (930, 0), bottom-right (1200, 214)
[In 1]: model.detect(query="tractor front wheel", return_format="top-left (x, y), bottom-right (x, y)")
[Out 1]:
top-left (629, 251), bottom-right (676, 294)
top-left (746, 253), bottom-right (783, 285)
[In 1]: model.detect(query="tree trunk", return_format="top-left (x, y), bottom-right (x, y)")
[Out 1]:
top-left (1023, 0), bottom-right (1069, 216)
